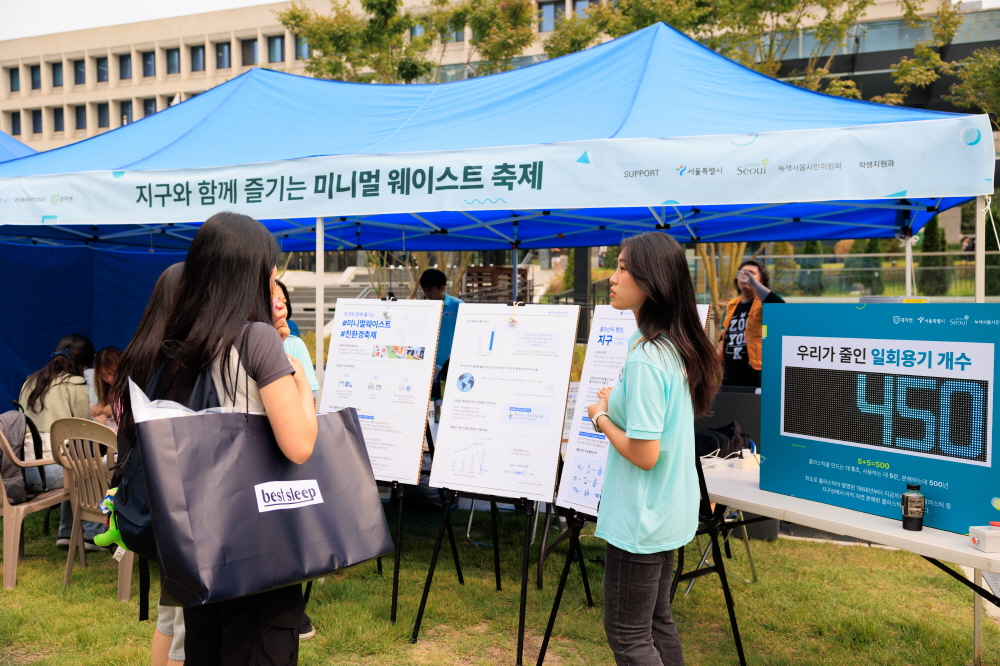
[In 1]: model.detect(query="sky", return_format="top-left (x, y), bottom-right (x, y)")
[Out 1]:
top-left (0, 0), bottom-right (272, 41)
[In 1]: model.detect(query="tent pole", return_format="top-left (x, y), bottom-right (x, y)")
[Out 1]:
top-left (512, 246), bottom-right (518, 302)
top-left (904, 230), bottom-right (913, 297)
top-left (975, 195), bottom-right (986, 303)
top-left (315, 217), bottom-right (325, 390)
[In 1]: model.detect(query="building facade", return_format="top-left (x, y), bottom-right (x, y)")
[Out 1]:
top-left (2, 0), bottom-right (999, 152)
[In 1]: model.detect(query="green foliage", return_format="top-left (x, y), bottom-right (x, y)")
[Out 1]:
top-left (603, 245), bottom-right (620, 269)
top-left (870, 1), bottom-right (962, 106)
top-left (461, 0), bottom-right (537, 75)
top-left (917, 216), bottom-right (949, 296)
top-left (945, 47), bottom-right (1000, 116)
top-left (799, 239), bottom-right (826, 296)
top-left (771, 241), bottom-right (800, 296)
top-left (864, 237), bottom-right (885, 295)
top-left (277, 0), bottom-right (435, 83)
top-left (562, 248), bottom-right (575, 291)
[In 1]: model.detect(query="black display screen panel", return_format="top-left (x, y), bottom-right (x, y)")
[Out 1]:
top-left (782, 367), bottom-right (989, 464)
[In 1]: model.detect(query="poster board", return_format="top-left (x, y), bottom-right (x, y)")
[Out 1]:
top-left (429, 303), bottom-right (580, 502)
top-left (320, 298), bottom-right (442, 485)
top-left (760, 304), bottom-right (998, 535)
top-left (555, 304), bottom-right (710, 515)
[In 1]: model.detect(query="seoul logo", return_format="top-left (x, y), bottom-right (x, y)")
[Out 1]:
top-left (676, 165), bottom-right (687, 176)
top-left (737, 159), bottom-right (769, 175)
top-left (961, 127), bottom-right (982, 145)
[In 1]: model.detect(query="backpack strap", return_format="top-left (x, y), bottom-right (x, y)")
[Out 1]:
top-left (11, 400), bottom-right (47, 492)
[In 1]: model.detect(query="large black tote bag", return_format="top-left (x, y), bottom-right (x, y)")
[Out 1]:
top-left (136, 406), bottom-right (393, 607)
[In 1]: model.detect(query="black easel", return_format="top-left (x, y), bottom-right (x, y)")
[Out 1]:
top-left (669, 458), bottom-right (758, 666)
top-left (411, 491), bottom-right (536, 666)
top-left (535, 508), bottom-right (595, 666)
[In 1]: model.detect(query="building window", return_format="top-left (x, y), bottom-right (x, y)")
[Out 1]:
top-left (410, 25), bottom-right (425, 39)
top-left (32, 109), bottom-right (42, 134)
top-left (74, 60), bottom-right (85, 85)
top-left (143, 98), bottom-right (156, 117)
top-left (52, 62), bottom-right (63, 87)
top-left (53, 107), bottom-right (64, 132)
top-left (9, 68), bottom-right (20, 92)
top-left (120, 54), bottom-right (132, 80)
top-left (242, 39), bottom-right (258, 66)
top-left (574, 0), bottom-right (596, 16)
top-left (75, 105), bottom-right (86, 130)
top-left (30, 65), bottom-right (41, 90)
top-left (10, 111), bottom-right (21, 135)
top-left (96, 57), bottom-right (108, 82)
top-left (295, 36), bottom-right (309, 59)
top-left (97, 102), bottom-right (109, 128)
top-left (120, 100), bottom-right (132, 124)
top-left (538, 1), bottom-right (564, 32)
top-left (442, 26), bottom-right (465, 43)
top-left (142, 51), bottom-right (155, 77)
top-left (166, 48), bottom-right (180, 74)
top-left (268, 35), bottom-right (285, 63)
top-left (216, 42), bottom-right (231, 69)
top-left (190, 45), bottom-right (205, 72)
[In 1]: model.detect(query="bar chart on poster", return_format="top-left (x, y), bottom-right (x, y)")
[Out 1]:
top-left (320, 298), bottom-right (442, 485)
top-left (556, 304), bottom-right (710, 515)
top-left (429, 303), bottom-right (579, 502)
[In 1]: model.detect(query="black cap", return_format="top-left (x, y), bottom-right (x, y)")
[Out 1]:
top-left (907, 483), bottom-right (920, 491)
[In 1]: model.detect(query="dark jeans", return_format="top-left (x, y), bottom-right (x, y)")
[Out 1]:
top-left (184, 585), bottom-right (304, 666)
top-left (604, 543), bottom-right (685, 666)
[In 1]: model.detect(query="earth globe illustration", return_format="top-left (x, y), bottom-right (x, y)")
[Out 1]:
top-left (457, 373), bottom-right (475, 392)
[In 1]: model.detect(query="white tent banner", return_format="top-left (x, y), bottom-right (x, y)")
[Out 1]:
top-left (0, 116), bottom-right (992, 225)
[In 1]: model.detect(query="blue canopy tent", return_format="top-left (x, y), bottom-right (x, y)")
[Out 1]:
top-left (0, 130), bottom-right (35, 163)
top-left (0, 23), bottom-right (993, 393)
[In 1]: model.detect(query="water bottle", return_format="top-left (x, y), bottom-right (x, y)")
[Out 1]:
top-left (901, 483), bottom-right (925, 531)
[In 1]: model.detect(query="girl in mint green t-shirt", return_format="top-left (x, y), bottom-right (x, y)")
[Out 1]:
top-left (587, 232), bottom-right (722, 666)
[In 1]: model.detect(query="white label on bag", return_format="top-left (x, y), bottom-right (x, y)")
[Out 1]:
top-left (254, 480), bottom-right (324, 513)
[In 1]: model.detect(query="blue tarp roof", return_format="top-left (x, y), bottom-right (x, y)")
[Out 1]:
top-left (0, 23), bottom-right (982, 249)
top-left (0, 130), bottom-right (35, 163)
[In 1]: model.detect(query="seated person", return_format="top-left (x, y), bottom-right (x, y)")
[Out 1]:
top-left (86, 346), bottom-right (122, 429)
top-left (719, 259), bottom-right (784, 388)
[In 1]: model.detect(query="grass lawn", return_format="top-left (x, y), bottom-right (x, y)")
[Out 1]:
top-left (2, 501), bottom-right (998, 665)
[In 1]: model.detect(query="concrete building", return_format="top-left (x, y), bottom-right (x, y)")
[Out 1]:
top-left (2, 0), bottom-right (999, 154)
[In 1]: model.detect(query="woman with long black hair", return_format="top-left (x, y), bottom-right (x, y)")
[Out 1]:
top-left (587, 232), bottom-right (722, 666)
top-left (149, 212), bottom-right (316, 665)
top-left (18, 334), bottom-right (105, 549)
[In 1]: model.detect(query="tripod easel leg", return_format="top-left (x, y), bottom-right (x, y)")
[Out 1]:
top-left (573, 526), bottom-right (594, 608)
top-left (709, 523), bottom-right (747, 666)
top-left (445, 501), bottom-right (464, 586)
top-left (536, 513), bottom-right (581, 666)
top-left (491, 501), bottom-right (502, 591)
top-left (516, 499), bottom-right (535, 666)
top-left (391, 482), bottom-right (404, 623)
top-left (411, 490), bottom-right (456, 643)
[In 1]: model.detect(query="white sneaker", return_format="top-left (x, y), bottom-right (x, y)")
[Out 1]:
top-left (55, 537), bottom-right (71, 549)
top-left (84, 540), bottom-right (108, 552)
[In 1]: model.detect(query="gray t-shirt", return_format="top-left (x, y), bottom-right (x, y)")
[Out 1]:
top-left (212, 322), bottom-right (294, 412)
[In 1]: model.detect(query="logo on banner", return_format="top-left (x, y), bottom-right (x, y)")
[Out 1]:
top-left (737, 159), bottom-right (769, 175)
top-left (255, 480), bottom-right (324, 513)
top-left (676, 165), bottom-right (687, 176)
top-left (961, 127), bottom-right (982, 145)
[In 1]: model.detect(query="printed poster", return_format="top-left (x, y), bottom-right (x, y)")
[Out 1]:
top-left (320, 298), bottom-right (442, 485)
top-left (429, 303), bottom-right (579, 502)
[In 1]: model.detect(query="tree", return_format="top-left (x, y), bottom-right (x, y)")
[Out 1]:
top-left (983, 196), bottom-right (1000, 296)
top-left (277, 0), bottom-right (436, 83)
top-left (863, 237), bottom-right (885, 295)
top-left (799, 240), bottom-right (825, 296)
top-left (945, 47), bottom-right (1000, 117)
top-left (457, 0), bottom-right (537, 76)
top-left (694, 241), bottom-right (748, 329)
top-left (917, 216), bottom-right (949, 296)
top-left (870, 2), bottom-right (962, 106)
top-left (771, 241), bottom-right (800, 296)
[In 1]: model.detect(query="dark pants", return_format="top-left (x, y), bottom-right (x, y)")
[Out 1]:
top-left (184, 585), bottom-right (305, 666)
top-left (603, 543), bottom-right (685, 666)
